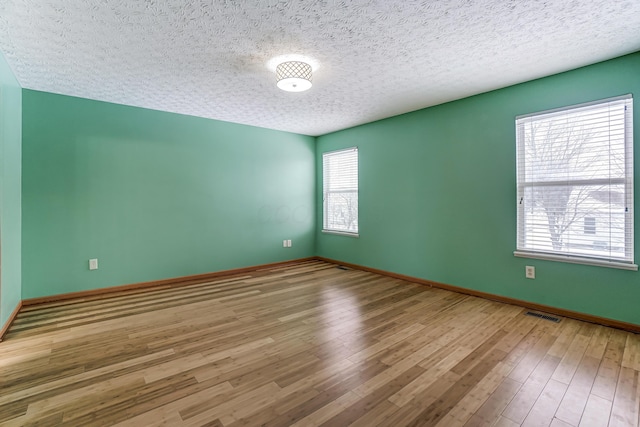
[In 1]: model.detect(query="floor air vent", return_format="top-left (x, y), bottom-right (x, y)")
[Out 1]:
top-left (525, 311), bottom-right (561, 323)
top-left (336, 266), bottom-right (350, 270)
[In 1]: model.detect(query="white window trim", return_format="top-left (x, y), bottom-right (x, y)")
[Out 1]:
top-left (322, 147), bottom-right (359, 235)
top-left (321, 229), bottom-right (359, 238)
top-left (515, 95), bottom-right (635, 270)
top-left (514, 251), bottom-right (638, 271)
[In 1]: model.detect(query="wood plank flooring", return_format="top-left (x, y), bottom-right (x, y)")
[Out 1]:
top-left (1, 260), bottom-right (639, 426)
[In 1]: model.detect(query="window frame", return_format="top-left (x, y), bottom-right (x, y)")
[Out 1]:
top-left (322, 147), bottom-right (359, 237)
top-left (514, 95), bottom-right (636, 270)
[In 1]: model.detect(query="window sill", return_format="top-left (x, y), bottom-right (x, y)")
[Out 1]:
top-left (514, 251), bottom-right (638, 271)
top-left (322, 230), bottom-right (359, 238)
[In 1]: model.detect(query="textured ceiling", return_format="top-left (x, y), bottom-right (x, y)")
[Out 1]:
top-left (1, 1), bottom-right (640, 136)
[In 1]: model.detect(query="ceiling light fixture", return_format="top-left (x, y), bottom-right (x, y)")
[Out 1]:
top-left (276, 61), bottom-right (312, 92)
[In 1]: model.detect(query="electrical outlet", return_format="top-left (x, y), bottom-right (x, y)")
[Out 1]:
top-left (89, 258), bottom-right (98, 270)
top-left (287, 239), bottom-right (292, 247)
top-left (525, 265), bottom-right (535, 279)
top-left (283, 240), bottom-right (287, 248)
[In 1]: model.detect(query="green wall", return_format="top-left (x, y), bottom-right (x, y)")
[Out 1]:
top-left (316, 52), bottom-right (640, 325)
top-left (16, 51), bottom-right (640, 326)
top-left (22, 91), bottom-right (315, 299)
top-left (0, 52), bottom-right (22, 328)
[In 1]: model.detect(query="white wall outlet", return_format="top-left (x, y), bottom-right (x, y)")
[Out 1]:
top-left (89, 258), bottom-right (98, 270)
top-left (287, 239), bottom-right (292, 247)
top-left (525, 265), bottom-right (535, 279)
top-left (283, 240), bottom-right (287, 248)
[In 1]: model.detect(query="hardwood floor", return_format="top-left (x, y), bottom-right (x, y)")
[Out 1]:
top-left (1, 260), bottom-right (639, 426)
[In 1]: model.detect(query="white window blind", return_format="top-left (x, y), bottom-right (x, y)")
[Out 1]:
top-left (323, 147), bottom-right (358, 235)
top-left (515, 95), bottom-right (635, 269)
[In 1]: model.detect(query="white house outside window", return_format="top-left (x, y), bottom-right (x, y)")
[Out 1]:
top-left (515, 95), bottom-right (635, 270)
top-left (322, 147), bottom-right (358, 236)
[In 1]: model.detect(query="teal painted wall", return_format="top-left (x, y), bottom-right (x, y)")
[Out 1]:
top-left (16, 52), bottom-right (640, 326)
top-left (0, 52), bottom-right (22, 328)
top-left (316, 52), bottom-right (640, 325)
top-left (22, 91), bottom-right (315, 299)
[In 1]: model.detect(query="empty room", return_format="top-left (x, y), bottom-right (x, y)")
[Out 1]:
top-left (1, 1), bottom-right (640, 426)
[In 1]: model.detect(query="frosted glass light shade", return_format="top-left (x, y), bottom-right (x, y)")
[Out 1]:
top-left (276, 61), bottom-right (312, 92)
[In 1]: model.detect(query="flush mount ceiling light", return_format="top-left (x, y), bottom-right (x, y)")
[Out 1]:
top-left (276, 61), bottom-right (312, 92)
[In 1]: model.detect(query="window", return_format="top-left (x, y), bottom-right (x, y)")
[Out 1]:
top-left (515, 95), bottom-right (635, 270)
top-left (584, 217), bottom-right (596, 235)
top-left (323, 147), bottom-right (358, 235)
